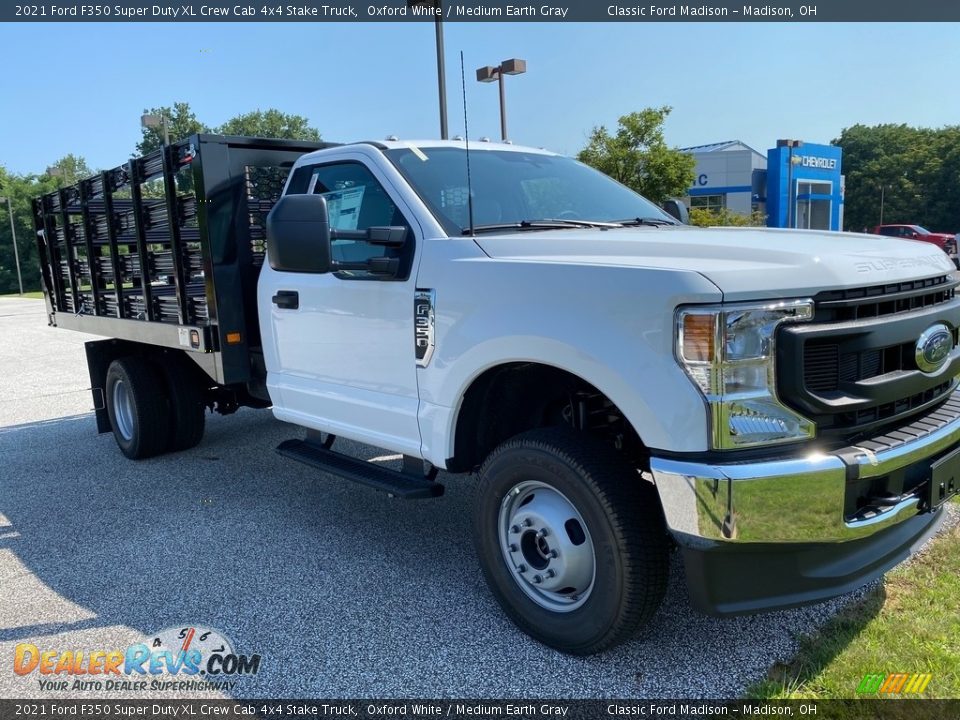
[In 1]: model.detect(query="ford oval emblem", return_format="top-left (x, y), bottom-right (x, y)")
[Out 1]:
top-left (915, 324), bottom-right (953, 374)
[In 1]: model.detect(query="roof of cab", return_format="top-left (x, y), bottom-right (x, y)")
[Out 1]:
top-left (377, 139), bottom-right (558, 155)
top-left (295, 138), bottom-right (561, 165)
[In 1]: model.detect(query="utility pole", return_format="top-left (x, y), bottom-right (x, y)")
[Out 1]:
top-left (0, 197), bottom-right (24, 295)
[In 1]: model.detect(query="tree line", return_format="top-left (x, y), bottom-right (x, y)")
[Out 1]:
top-left (836, 123), bottom-right (960, 233)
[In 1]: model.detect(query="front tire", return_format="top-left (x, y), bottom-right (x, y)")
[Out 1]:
top-left (473, 427), bottom-right (669, 654)
top-left (105, 357), bottom-right (171, 460)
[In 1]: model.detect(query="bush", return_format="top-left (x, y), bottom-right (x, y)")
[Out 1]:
top-left (689, 207), bottom-right (766, 227)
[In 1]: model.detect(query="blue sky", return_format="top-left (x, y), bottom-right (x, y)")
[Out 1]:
top-left (1, 21), bottom-right (958, 174)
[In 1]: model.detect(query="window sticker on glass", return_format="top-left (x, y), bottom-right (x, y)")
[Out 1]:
top-left (321, 186), bottom-right (366, 231)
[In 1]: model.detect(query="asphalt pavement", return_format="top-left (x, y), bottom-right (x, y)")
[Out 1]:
top-left (1, 296), bottom-right (950, 700)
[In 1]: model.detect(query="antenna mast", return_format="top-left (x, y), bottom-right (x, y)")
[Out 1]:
top-left (460, 51), bottom-right (475, 237)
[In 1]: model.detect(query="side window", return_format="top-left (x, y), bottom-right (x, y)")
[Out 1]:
top-left (879, 227), bottom-right (898, 237)
top-left (306, 162), bottom-right (412, 280)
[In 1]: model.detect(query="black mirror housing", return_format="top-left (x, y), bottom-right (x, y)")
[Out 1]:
top-left (662, 199), bottom-right (690, 225)
top-left (266, 194), bottom-right (333, 274)
top-left (365, 226), bottom-right (407, 247)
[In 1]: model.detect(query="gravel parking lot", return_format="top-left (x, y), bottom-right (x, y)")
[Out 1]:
top-left (0, 296), bottom-right (945, 700)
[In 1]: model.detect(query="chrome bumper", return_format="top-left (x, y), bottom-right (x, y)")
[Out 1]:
top-left (650, 400), bottom-right (960, 546)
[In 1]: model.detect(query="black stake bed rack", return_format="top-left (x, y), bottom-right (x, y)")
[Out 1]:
top-left (33, 135), bottom-right (331, 386)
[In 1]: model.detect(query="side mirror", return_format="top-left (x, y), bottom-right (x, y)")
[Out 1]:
top-left (662, 199), bottom-right (690, 225)
top-left (266, 194), bottom-right (332, 274)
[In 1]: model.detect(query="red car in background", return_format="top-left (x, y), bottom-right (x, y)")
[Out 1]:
top-left (872, 224), bottom-right (959, 266)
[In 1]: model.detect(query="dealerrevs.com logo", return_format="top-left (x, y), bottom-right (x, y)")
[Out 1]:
top-left (13, 626), bottom-right (261, 693)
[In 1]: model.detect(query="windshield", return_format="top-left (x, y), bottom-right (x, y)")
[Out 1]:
top-left (912, 225), bottom-right (931, 235)
top-left (385, 147), bottom-right (674, 235)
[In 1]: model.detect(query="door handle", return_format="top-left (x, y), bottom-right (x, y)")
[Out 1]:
top-left (272, 290), bottom-right (299, 310)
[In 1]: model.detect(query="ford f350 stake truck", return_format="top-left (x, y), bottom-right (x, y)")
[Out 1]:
top-left (33, 134), bottom-right (960, 654)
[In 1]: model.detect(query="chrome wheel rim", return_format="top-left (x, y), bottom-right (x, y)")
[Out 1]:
top-left (498, 480), bottom-right (595, 612)
top-left (112, 379), bottom-right (135, 441)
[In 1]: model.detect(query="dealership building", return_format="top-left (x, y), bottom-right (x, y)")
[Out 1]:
top-left (681, 139), bottom-right (844, 231)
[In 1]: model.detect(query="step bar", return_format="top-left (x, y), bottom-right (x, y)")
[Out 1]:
top-left (276, 436), bottom-right (444, 500)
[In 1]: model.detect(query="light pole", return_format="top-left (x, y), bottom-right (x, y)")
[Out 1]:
top-left (0, 197), bottom-right (24, 296)
top-left (476, 59), bottom-right (527, 142)
top-left (141, 113), bottom-right (170, 146)
top-left (878, 172), bottom-right (908, 225)
top-left (407, 0), bottom-right (448, 140)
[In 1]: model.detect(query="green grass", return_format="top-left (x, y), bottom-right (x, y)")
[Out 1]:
top-left (1, 291), bottom-right (43, 299)
top-left (747, 499), bottom-right (960, 701)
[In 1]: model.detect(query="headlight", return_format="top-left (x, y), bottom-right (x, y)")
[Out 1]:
top-left (676, 300), bottom-right (815, 449)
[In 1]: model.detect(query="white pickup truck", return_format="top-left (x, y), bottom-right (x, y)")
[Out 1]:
top-left (34, 135), bottom-right (959, 654)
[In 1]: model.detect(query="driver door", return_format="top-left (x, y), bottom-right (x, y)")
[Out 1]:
top-left (260, 153), bottom-right (424, 456)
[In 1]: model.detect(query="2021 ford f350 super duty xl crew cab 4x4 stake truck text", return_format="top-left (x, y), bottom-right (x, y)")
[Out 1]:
top-left (34, 135), bottom-right (960, 654)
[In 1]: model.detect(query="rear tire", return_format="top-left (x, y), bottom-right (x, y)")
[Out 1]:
top-left (159, 355), bottom-right (206, 452)
top-left (473, 427), bottom-right (669, 655)
top-left (105, 357), bottom-right (171, 460)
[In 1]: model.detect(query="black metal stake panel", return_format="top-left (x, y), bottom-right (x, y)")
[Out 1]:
top-left (31, 134), bottom-right (334, 386)
top-left (127, 158), bottom-right (155, 322)
top-left (101, 170), bottom-right (125, 318)
top-left (78, 178), bottom-right (102, 316)
top-left (161, 144), bottom-right (189, 326)
top-left (58, 187), bottom-right (81, 314)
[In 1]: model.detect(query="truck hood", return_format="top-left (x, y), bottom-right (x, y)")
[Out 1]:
top-left (472, 226), bottom-right (957, 301)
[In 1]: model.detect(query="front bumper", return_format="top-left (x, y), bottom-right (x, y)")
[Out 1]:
top-left (650, 392), bottom-right (960, 615)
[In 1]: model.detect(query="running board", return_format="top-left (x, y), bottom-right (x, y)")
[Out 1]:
top-left (276, 439), bottom-right (444, 499)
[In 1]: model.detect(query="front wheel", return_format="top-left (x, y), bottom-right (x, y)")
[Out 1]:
top-left (473, 427), bottom-right (669, 654)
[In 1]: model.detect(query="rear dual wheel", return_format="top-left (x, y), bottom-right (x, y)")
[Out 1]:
top-left (105, 355), bottom-right (205, 459)
top-left (161, 356), bottom-right (206, 452)
top-left (106, 357), bottom-right (170, 459)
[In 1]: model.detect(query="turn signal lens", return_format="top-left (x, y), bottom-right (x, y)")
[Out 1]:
top-left (682, 313), bottom-right (716, 363)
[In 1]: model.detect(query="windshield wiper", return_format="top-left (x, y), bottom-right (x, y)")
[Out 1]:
top-left (540, 218), bottom-right (625, 228)
top-left (464, 219), bottom-right (624, 235)
top-left (616, 217), bottom-right (679, 227)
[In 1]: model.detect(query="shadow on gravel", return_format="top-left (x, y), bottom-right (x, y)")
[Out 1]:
top-left (0, 413), bottom-right (93, 436)
top-left (748, 588), bottom-right (886, 698)
top-left (0, 619), bottom-right (109, 644)
top-left (1, 410), bottom-right (873, 698)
